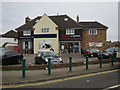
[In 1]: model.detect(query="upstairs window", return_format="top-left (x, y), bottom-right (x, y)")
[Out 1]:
top-left (41, 28), bottom-right (49, 33)
top-left (66, 29), bottom-right (75, 35)
top-left (23, 31), bottom-right (31, 36)
top-left (14, 38), bottom-right (17, 42)
top-left (89, 29), bottom-right (97, 35)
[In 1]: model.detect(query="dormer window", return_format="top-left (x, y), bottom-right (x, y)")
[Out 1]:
top-left (36, 19), bottom-right (39, 22)
top-left (89, 29), bottom-right (97, 35)
top-left (64, 18), bottom-right (68, 21)
top-left (23, 31), bottom-right (31, 36)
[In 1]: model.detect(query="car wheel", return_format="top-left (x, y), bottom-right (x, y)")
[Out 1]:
top-left (98, 57), bottom-right (100, 60)
top-left (17, 58), bottom-right (21, 64)
top-left (43, 61), bottom-right (47, 64)
top-left (39, 61), bottom-right (43, 64)
top-left (35, 59), bottom-right (38, 64)
top-left (60, 61), bottom-right (63, 63)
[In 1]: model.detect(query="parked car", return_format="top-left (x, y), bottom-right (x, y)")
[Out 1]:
top-left (83, 48), bottom-right (101, 57)
top-left (35, 51), bottom-right (63, 64)
top-left (97, 47), bottom-right (119, 60)
top-left (116, 47), bottom-right (120, 58)
top-left (0, 49), bottom-right (23, 65)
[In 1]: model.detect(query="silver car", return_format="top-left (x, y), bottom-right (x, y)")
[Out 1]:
top-left (35, 51), bottom-right (63, 64)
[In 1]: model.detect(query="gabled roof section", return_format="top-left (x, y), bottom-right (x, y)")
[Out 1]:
top-left (1, 30), bottom-right (17, 38)
top-left (15, 16), bottom-right (41, 30)
top-left (49, 15), bottom-right (82, 28)
top-left (79, 21), bottom-right (108, 29)
top-left (15, 14), bottom-right (82, 31)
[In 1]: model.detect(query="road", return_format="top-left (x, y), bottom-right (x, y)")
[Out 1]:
top-left (3, 69), bottom-right (120, 89)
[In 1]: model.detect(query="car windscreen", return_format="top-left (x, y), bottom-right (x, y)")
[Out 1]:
top-left (4, 50), bottom-right (18, 56)
top-left (105, 48), bottom-right (115, 52)
top-left (37, 51), bottom-right (42, 55)
top-left (0, 48), bottom-right (6, 56)
top-left (118, 48), bottom-right (120, 52)
top-left (43, 51), bottom-right (56, 56)
top-left (86, 49), bottom-right (100, 52)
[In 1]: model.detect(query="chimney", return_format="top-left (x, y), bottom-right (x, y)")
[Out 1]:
top-left (57, 13), bottom-right (59, 15)
top-left (77, 15), bottom-right (79, 23)
top-left (25, 16), bottom-right (30, 23)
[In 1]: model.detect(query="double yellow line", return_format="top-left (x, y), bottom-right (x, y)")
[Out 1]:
top-left (2, 69), bottom-right (120, 88)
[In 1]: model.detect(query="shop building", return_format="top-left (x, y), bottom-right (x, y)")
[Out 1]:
top-left (15, 14), bottom-right (108, 54)
top-left (79, 21), bottom-right (108, 51)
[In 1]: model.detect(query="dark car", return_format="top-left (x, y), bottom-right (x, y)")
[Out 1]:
top-left (0, 49), bottom-right (23, 65)
top-left (83, 48), bottom-right (101, 57)
top-left (35, 51), bottom-right (63, 64)
top-left (97, 47), bottom-right (119, 60)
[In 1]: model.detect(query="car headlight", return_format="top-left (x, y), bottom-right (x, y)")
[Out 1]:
top-left (59, 58), bottom-right (62, 61)
top-left (45, 58), bottom-right (48, 62)
top-left (37, 54), bottom-right (41, 57)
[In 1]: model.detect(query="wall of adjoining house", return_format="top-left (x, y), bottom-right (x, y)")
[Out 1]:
top-left (33, 14), bottom-right (59, 54)
top-left (81, 29), bottom-right (107, 51)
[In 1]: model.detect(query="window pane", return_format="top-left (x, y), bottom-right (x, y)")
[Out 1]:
top-left (41, 28), bottom-right (50, 33)
top-left (47, 28), bottom-right (49, 32)
top-left (90, 30), bottom-right (92, 35)
top-left (93, 30), bottom-right (95, 34)
top-left (89, 29), bottom-right (97, 35)
top-left (66, 29), bottom-right (74, 35)
top-left (23, 42), bottom-right (25, 49)
top-left (23, 31), bottom-right (31, 35)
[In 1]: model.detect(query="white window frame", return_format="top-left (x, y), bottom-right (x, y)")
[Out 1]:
top-left (23, 31), bottom-right (31, 36)
top-left (41, 28), bottom-right (50, 33)
top-left (89, 29), bottom-right (97, 35)
top-left (66, 28), bottom-right (75, 35)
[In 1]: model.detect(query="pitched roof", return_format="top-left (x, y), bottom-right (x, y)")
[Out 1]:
top-left (15, 16), bottom-right (41, 30)
top-left (79, 21), bottom-right (108, 29)
top-left (1, 30), bottom-right (17, 38)
top-left (49, 15), bottom-right (81, 28)
top-left (15, 14), bottom-right (82, 30)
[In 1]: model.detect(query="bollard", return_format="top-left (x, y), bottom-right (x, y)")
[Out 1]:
top-left (48, 58), bottom-right (51, 75)
top-left (86, 55), bottom-right (88, 70)
top-left (69, 56), bottom-right (72, 72)
top-left (22, 58), bottom-right (26, 78)
top-left (111, 54), bottom-right (114, 66)
top-left (100, 55), bottom-right (102, 68)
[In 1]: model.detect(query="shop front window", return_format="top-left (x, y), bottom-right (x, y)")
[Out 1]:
top-left (23, 41), bottom-right (32, 49)
top-left (22, 42), bottom-right (25, 49)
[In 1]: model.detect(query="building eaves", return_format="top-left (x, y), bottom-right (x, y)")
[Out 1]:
top-left (79, 21), bottom-right (108, 29)
top-left (15, 14), bottom-right (82, 31)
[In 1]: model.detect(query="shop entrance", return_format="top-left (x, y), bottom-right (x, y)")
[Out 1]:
top-left (60, 41), bottom-right (80, 54)
top-left (22, 39), bottom-right (33, 54)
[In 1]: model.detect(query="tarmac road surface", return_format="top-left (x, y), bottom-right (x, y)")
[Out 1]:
top-left (19, 69), bottom-right (119, 88)
top-left (3, 69), bottom-right (119, 89)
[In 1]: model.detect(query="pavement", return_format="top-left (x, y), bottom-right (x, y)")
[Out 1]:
top-left (2, 61), bottom-right (120, 85)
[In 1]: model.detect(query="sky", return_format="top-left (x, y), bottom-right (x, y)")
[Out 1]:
top-left (0, 0), bottom-right (119, 41)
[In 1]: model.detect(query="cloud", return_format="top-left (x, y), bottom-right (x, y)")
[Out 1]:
top-left (1, 2), bottom-right (118, 41)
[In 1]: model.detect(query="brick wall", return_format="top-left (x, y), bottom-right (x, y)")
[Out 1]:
top-left (81, 29), bottom-right (107, 51)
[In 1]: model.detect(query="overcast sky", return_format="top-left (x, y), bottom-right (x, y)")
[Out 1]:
top-left (0, 1), bottom-right (119, 41)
